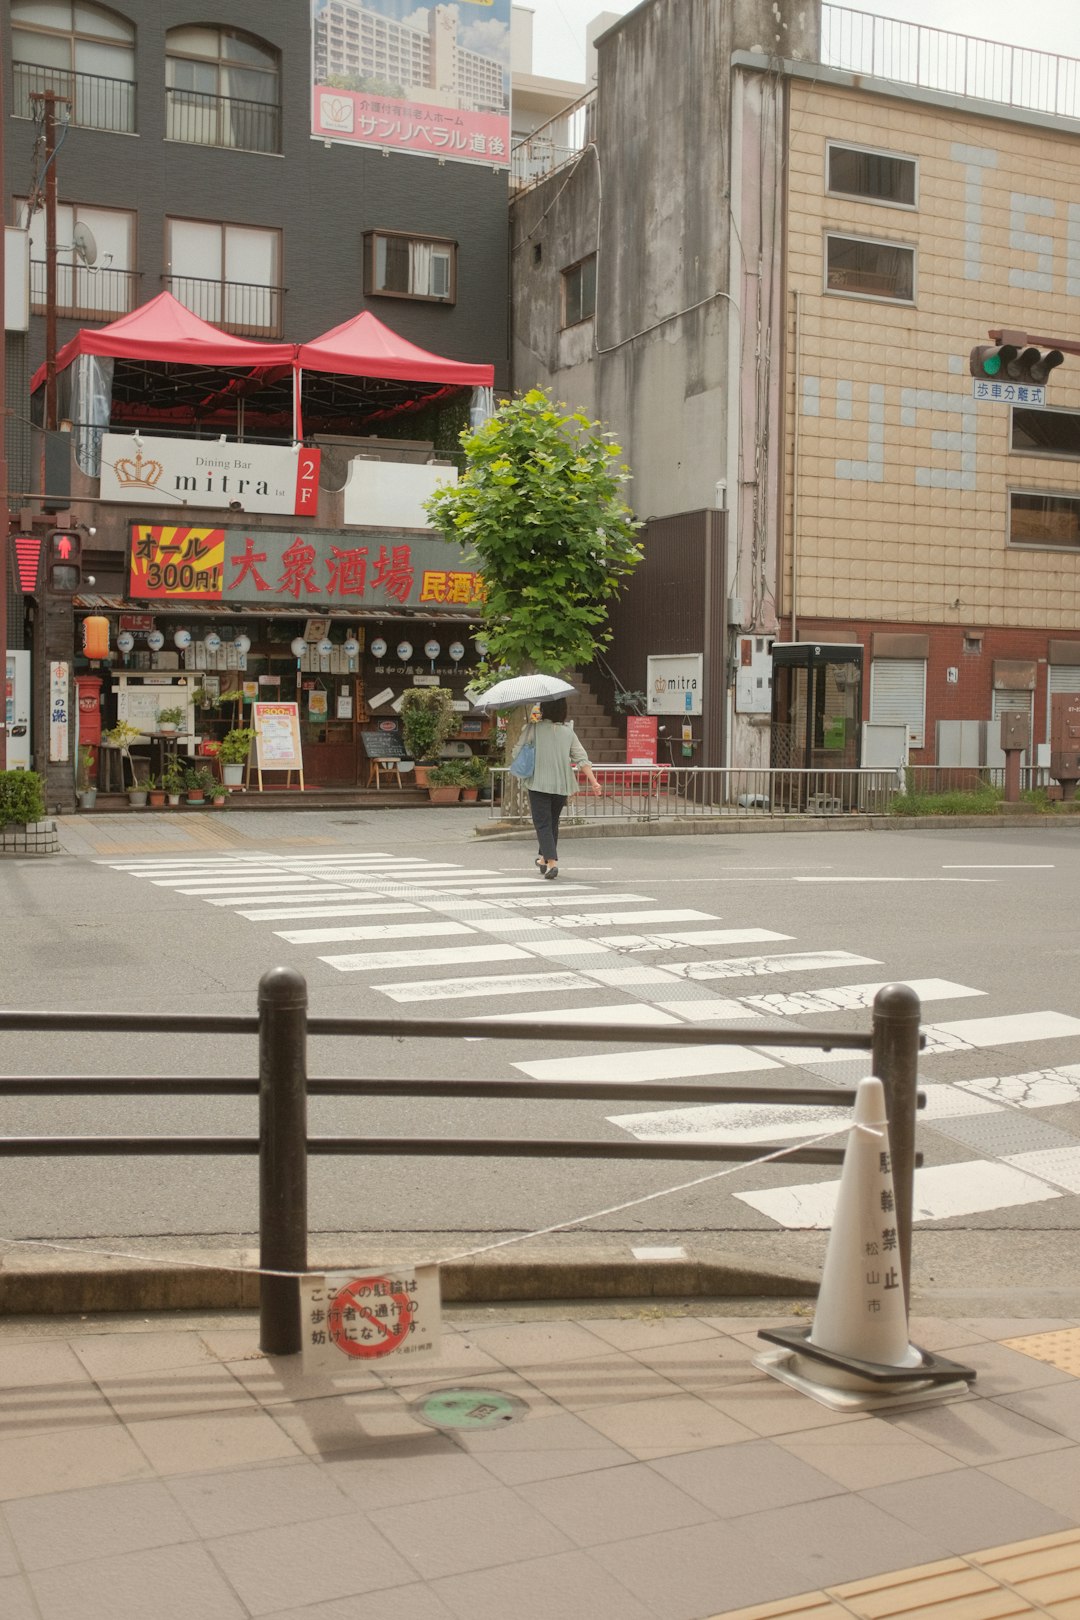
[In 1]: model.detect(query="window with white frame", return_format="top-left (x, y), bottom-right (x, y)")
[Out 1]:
top-left (826, 143), bottom-right (917, 207)
top-left (11, 1), bottom-right (135, 131)
top-left (363, 231), bottom-right (456, 304)
top-left (166, 217), bottom-right (282, 335)
top-left (825, 233), bottom-right (915, 302)
top-left (869, 658), bottom-right (926, 748)
top-left (16, 197), bottom-right (135, 316)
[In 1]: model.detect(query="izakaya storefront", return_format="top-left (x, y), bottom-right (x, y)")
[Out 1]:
top-left (97, 520), bottom-right (490, 788)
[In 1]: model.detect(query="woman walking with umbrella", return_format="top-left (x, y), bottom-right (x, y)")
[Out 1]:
top-left (476, 674), bottom-right (602, 880)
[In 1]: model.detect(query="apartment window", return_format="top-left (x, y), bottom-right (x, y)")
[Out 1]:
top-left (1012, 407), bottom-right (1080, 459)
top-left (363, 231), bottom-right (456, 304)
top-left (826, 143), bottom-right (917, 207)
top-left (825, 234), bottom-right (914, 302)
top-left (561, 254), bottom-right (596, 327)
top-left (165, 26), bottom-right (280, 153)
top-left (17, 197), bottom-right (135, 316)
top-left (869, 658), bottom-right (926, 748)
top-left (1009, 490), bottom-right (1080, 550)
top-left (11, 0), bottom-right (135, 132)
top-left (166, 218), bottom-right (282, 336)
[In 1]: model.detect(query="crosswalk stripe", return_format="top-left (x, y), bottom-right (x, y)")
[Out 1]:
top-left (475, 1004), bottom-right (681, 1027)
top-left (513, 1045), bottom-right (783, 1082)
top-left (956, 1065), bottom-right (1080, 1109)
top-left (320, 944), bottom-right (532, 973)
top-left (372, 970), bottom-right (595, 1001)
top-left (587, 950), bottom-right (879, 984)
top-left (599, 929), bottom-right (802, 950)
top-left (523, 909), bottom-right (723, 929)
top-left (237, 902), bottom-right (428, 921)
top-left (172, 882), bottom-right (350, 896)
top-left (737, 978), bottom-right (985, 1017)
top-left (202, 890), bottom-right (371, 908)
top-left (277, 913), bottom-right (558, 944)
top-left (301, 919), bottom-right (475, 942)
top-left (734, 1159), bottom-right (1062, 1228)
top-left (922, 1010), bottom-right (1080, 1054)
top-left (652, 999), bottom-right (763, 1021)
top-left (610, 1101), bottom-right (845, 1144)
top-left (491, 893), bottom-right (653, 909)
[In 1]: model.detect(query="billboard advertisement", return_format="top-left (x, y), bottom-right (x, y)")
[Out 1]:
top-left (310, 0), bottom-right (511, 168)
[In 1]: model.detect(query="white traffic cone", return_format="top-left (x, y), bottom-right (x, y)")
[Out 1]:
top-left (754, 1076), bottom-right (974, 1411)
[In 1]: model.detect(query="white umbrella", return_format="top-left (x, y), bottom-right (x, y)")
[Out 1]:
top-left (471, 673), bottom-right (576, 710)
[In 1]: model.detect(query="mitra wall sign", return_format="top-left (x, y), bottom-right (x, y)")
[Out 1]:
top-left (128, 524), bottom-right (484, 611)
top-left (101, 436), bottom-right (321, 517)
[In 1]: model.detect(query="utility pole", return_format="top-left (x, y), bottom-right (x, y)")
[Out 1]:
top-left (30, 90), bottom-right (67, 433)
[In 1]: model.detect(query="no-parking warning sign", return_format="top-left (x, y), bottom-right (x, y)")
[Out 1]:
top-left (300, 1267), bottom-right (442, 1374)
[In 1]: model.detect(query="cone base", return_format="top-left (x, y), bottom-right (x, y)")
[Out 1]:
top-left (753, 1347), bottom-right (972, 1412)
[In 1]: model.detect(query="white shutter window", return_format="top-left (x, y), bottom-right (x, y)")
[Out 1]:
top-left (1048, 665), bottom-right (1080, 737)
top-left (993, 688), bottom-right (1034, 763)
top-left (869, 659), bottom-right (926, 748)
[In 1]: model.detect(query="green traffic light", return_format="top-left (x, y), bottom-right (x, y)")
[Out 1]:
top-left (982, 352), bottom-right (1002, 376)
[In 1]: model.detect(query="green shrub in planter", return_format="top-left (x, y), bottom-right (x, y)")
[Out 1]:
top-left (426, 760), bottom-right (467, 787)
top-left (0, 770), bottom-right (46, 827)
top-left (217, 727), bottom-right (256, 765)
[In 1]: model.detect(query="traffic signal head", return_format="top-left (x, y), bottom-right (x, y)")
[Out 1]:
top-left (48, 529), bottom-right (81, 593)
top-left (970, 343), bottom-right (1064, 386)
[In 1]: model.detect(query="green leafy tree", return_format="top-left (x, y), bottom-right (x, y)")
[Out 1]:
top-left (424, 388), bottom-right (642, 676)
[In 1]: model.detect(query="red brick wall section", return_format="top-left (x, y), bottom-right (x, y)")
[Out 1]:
top-left (786, 619), bottom-right (1055, 764)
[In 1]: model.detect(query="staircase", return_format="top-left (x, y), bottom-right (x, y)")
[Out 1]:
top-left (567, 671), bottom-right (624, 764)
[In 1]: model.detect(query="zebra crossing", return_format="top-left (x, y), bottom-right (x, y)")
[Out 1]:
top-left (97, 848), bottom-right (1080, 1230)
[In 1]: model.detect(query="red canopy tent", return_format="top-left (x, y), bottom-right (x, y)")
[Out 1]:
top-left (30, 290), bottom-right (293, 391)
top-left (292, 310), bottom-right (494, 439)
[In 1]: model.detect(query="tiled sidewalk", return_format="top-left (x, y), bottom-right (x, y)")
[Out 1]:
top-left (1, 1309), bottom-right (1079, 1620)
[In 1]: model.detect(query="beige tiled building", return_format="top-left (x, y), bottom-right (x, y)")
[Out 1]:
top-left (511, 0), bottom-right (1080, 767)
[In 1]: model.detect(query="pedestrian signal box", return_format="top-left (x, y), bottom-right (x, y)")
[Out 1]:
top-left (48, 530), bottom-right (81, 592)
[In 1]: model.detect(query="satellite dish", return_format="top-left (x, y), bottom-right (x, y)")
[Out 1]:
top-left (71, 223), bottom-right (97, 267)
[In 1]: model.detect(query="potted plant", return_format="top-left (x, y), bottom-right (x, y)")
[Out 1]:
top-left (162, 758), bottom-right (184, 806)
top-left (216, 726), bottom-right (255, 788)
top-left (184, 766), bottom-right (207, 804)
top-left (127, 774), bottom-right (148, 809)
top-left (146, 773), bottom-right (167, 808)
top-left (400, 688), bottom-right (457, 788)
top-left (157, 704), bottom-right (185, 735)
top-left (426, 759), bottom-right (464, 805)
top-left (460, 755), bottom-right (488, 803)
top-left (77, 744), bottom-right (97, 811)
top-left (191, 686), bottom-right (223, 714)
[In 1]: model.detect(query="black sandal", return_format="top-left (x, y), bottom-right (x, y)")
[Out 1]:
top-left (535, 856), bottom-right (546, 869)
top-left (543, 863), bottom-right (558, 880)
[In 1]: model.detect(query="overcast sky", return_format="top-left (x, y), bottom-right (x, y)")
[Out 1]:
top-left (524, 0), bottom-right (1080, 83)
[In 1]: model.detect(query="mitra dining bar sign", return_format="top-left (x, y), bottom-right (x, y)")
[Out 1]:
top-left (128, 524), bottom-right (484, 612)
top-left (101, 435), bottom-right (321, 518)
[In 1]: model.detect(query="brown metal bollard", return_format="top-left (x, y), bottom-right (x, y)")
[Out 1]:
top-left (871, 983), bottom-right (922, 1310)
top-left (258, 967), bottom-right (309, 1355)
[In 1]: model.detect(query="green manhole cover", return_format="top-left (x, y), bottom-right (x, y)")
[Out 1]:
top-left (411, 1388), bottom-right (529, 1430)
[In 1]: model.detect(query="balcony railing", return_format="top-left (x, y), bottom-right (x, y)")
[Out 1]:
top-left (164, 274), bottom-right (285, 338)
top-left (510, 89), bottom-right (596, 192)
top-left (13, 60), bottom-right (135, 134)
top-left (165, 86), bottom-right (281, 155)
top-left (30, 260), bottom-right (140, 319)
top-left (821, 5), bottom-right (1080, 121)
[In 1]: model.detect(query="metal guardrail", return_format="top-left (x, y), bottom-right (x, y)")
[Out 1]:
top-left (30, 260), bottom-right (140, 320)
top-left (163, 274), bottom-right (285, 338)
top-left (490, 763), bottom-right (1061, 822)
top-left (13, 61), bottom-right (136, 133)
top-left (165, 86), bottom-right (281, 155)
top-left (510, 89), bottom-right (596, 192)
top-left (0, 971), bottom-right (924, 1354)
top-left (490, 765), bottom-right (900, 821)
top-left (821, 4), bottom-right (1080, 122)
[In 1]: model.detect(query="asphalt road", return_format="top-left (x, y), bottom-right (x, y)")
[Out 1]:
top-left (3, 810), bottom-right (1080, 1272)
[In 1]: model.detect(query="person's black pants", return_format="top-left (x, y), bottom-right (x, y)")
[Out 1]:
top-left (528, 790), bottom-right (567, 863)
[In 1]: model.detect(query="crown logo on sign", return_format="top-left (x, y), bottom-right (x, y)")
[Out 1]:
top-left (113, 448), bottom-right (163, 488)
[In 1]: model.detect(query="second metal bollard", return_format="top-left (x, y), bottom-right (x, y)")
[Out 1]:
top-left (258, 967), bottom-right (309, 1355)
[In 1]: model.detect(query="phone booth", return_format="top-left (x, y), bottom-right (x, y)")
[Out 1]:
top-left (770, 642), bottom-right (863, 810)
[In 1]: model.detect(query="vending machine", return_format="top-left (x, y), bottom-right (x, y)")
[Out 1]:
top-left (5, 650), bottom-right (31, 769)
